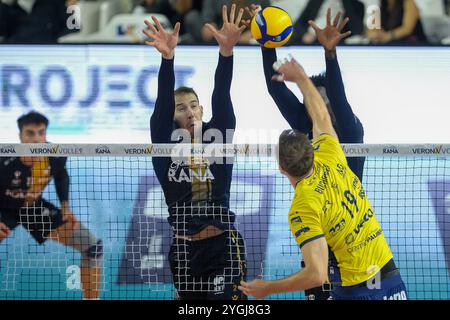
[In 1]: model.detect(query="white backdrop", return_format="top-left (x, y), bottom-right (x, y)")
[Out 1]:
top-left (0, 45), bottom-right (449, 144)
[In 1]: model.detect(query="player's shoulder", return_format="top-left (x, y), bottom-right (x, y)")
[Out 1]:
top-left (292, 183), bottom-right (320, 209)
top-left (312, 133), bottom-right (340, 148)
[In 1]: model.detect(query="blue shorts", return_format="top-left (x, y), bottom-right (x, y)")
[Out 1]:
top-left (331, 275), bottom-right (408, 300)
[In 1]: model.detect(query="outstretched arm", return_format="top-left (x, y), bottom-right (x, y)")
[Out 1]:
top-left (273, 56), bottom-right (338, 141)
top-left (205, 4), bottom-right (246, 132)
top-left (261, 47), bottom-right (312, 134)
top-left (245, 5), bottom-right (312, 134)
top-left (143, 17), bottom-right (181, 143)
top-left (310, 8), bottom-right (361, 140)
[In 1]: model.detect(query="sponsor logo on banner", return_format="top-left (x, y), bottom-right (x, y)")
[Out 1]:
top-left (412, 145), bottom-right (444, 155)
top-left (124, 146), bottom-right (153, 155)
top-left (342, 146), bottom-right (370, 155)
top-left (0, 64), bottom-right (194, 109)
top-left (0, 145), bottom-right (16, 154)
top-left (383, 145), bottom-right (399, 154)
top-left (29, 145), bottom-right (82, 155)
top-left (95, 145), bottom-right (111, 154)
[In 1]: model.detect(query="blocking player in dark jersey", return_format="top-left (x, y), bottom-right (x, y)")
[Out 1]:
top-left (0, 111), bottom-right (103, 300)
top-left (144, 4), bottom-right (247, 300)
top-left (245, 5), bottom-right (365, 300)
top-left (239, 56), bottom-right (407, 300)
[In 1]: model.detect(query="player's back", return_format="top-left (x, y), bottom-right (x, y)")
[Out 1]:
top-left (289, 134), bottom-right (393, 286)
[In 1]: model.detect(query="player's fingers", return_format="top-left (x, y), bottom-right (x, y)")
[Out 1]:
top-left (173, 22), bottom-right (181, 37)
top-left (222, 5), bottom-right (229, 24)
top-left (271, 74), bottom-right (284, 82)
top-left (204, 23), bottom-right (219, 38)
top-left (151, 15), bottom-right (164, 32)
top-left (339, 30), bottom-right (352, 40)
top-left (308, 20), bottom-right (321, 33)
top-left (144, 20), bottom-right (158, 34)
top-left (236, 7), bottom-right (244, 26)
top-left (142, 29), bottom-right (157, 39)
top-left (272, 60), bottom-right (282, 72)
top-left (230, 3), bottom-right (236, 25)
top-left (145, 41), bottom-right (157, 47)
top-left (326, 8), bottom-right (331, 26)
top-left (338, 17), bottom-right (349, 32)
top-left (333, 11), bottom-right (342, 27)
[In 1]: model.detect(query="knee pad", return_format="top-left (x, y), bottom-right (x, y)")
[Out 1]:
top-left (67, 224), bottom-right (103, 268)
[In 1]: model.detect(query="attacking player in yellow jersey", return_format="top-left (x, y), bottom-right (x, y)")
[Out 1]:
top-left (239, 56), bottom-right (408, 300)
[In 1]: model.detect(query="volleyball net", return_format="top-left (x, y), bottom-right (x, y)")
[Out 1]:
top-left (0, 143), bottom-right (449, 300)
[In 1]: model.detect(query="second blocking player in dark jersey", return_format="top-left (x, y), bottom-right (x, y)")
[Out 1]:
top-left (246, 5), bottom-right (365, 300)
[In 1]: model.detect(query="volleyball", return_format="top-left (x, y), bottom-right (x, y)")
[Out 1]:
top-left (250, 6), bottom-right (293, 48)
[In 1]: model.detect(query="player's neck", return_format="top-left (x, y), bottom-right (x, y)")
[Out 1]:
top-left (291, 166), bottom-right (314, 188)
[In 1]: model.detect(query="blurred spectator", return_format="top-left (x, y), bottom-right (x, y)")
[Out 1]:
top-left (0, 0), bottom-right (78, 43)
top-left (133, 0), bottom-right (176, 17)
top-left (289, 0), bottom-right (365, 44)
top-left (367, 0), bottom-right (428, 44)
top-left (171, 0), bottom-right (203, 43)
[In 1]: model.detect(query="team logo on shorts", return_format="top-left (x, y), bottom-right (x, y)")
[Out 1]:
top-left (213, 275), bottom-right (225, 294)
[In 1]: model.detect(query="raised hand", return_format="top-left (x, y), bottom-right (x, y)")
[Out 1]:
top-left (308, 8), bottom-right (351, 52)
top-left (242, 3), bottom-right (262, 28)
top-left (238, 279), bottom-right (271, 300)
top-left (204, 4), bottom-right (246, 57)
top-left (0, 222), bottom-right (11, 241)
top-left (272, 55), bottom-right (307, 83)
top-left (143, 17), bottom-right (181, 59)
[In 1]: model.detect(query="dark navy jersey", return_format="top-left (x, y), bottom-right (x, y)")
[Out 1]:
top-left (261, 48), bottom-right (365, 181)
top-left (0, 156), bottom-right (69, 210)
top-left (150, 55), bottom-right (236, 236)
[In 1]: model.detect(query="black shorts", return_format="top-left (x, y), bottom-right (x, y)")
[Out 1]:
top-left (0, 199), bottom-right (66, 244)
top-left (169, 229), bottom-right (247, 300)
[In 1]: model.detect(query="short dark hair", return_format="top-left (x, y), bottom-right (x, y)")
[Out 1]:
top-left (17, 111), bottom-right (49, 131)
top-left (278, 129), bottom-right (314, 178)
top-left (174, 86), bottom-right (199, 102)
top-left (310, 73), bottom-right (326, 88)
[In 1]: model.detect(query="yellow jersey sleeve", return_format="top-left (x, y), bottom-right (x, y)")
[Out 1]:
top-left (312, 134), bottom-right (347, 166)
top-left (289, 196), bottom-right (324, 248)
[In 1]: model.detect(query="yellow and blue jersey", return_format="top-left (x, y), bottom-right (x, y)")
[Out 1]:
top-left (0, 156), bottom-right (69, 209)
top-left (288, 134), bottom-right (393, 286)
